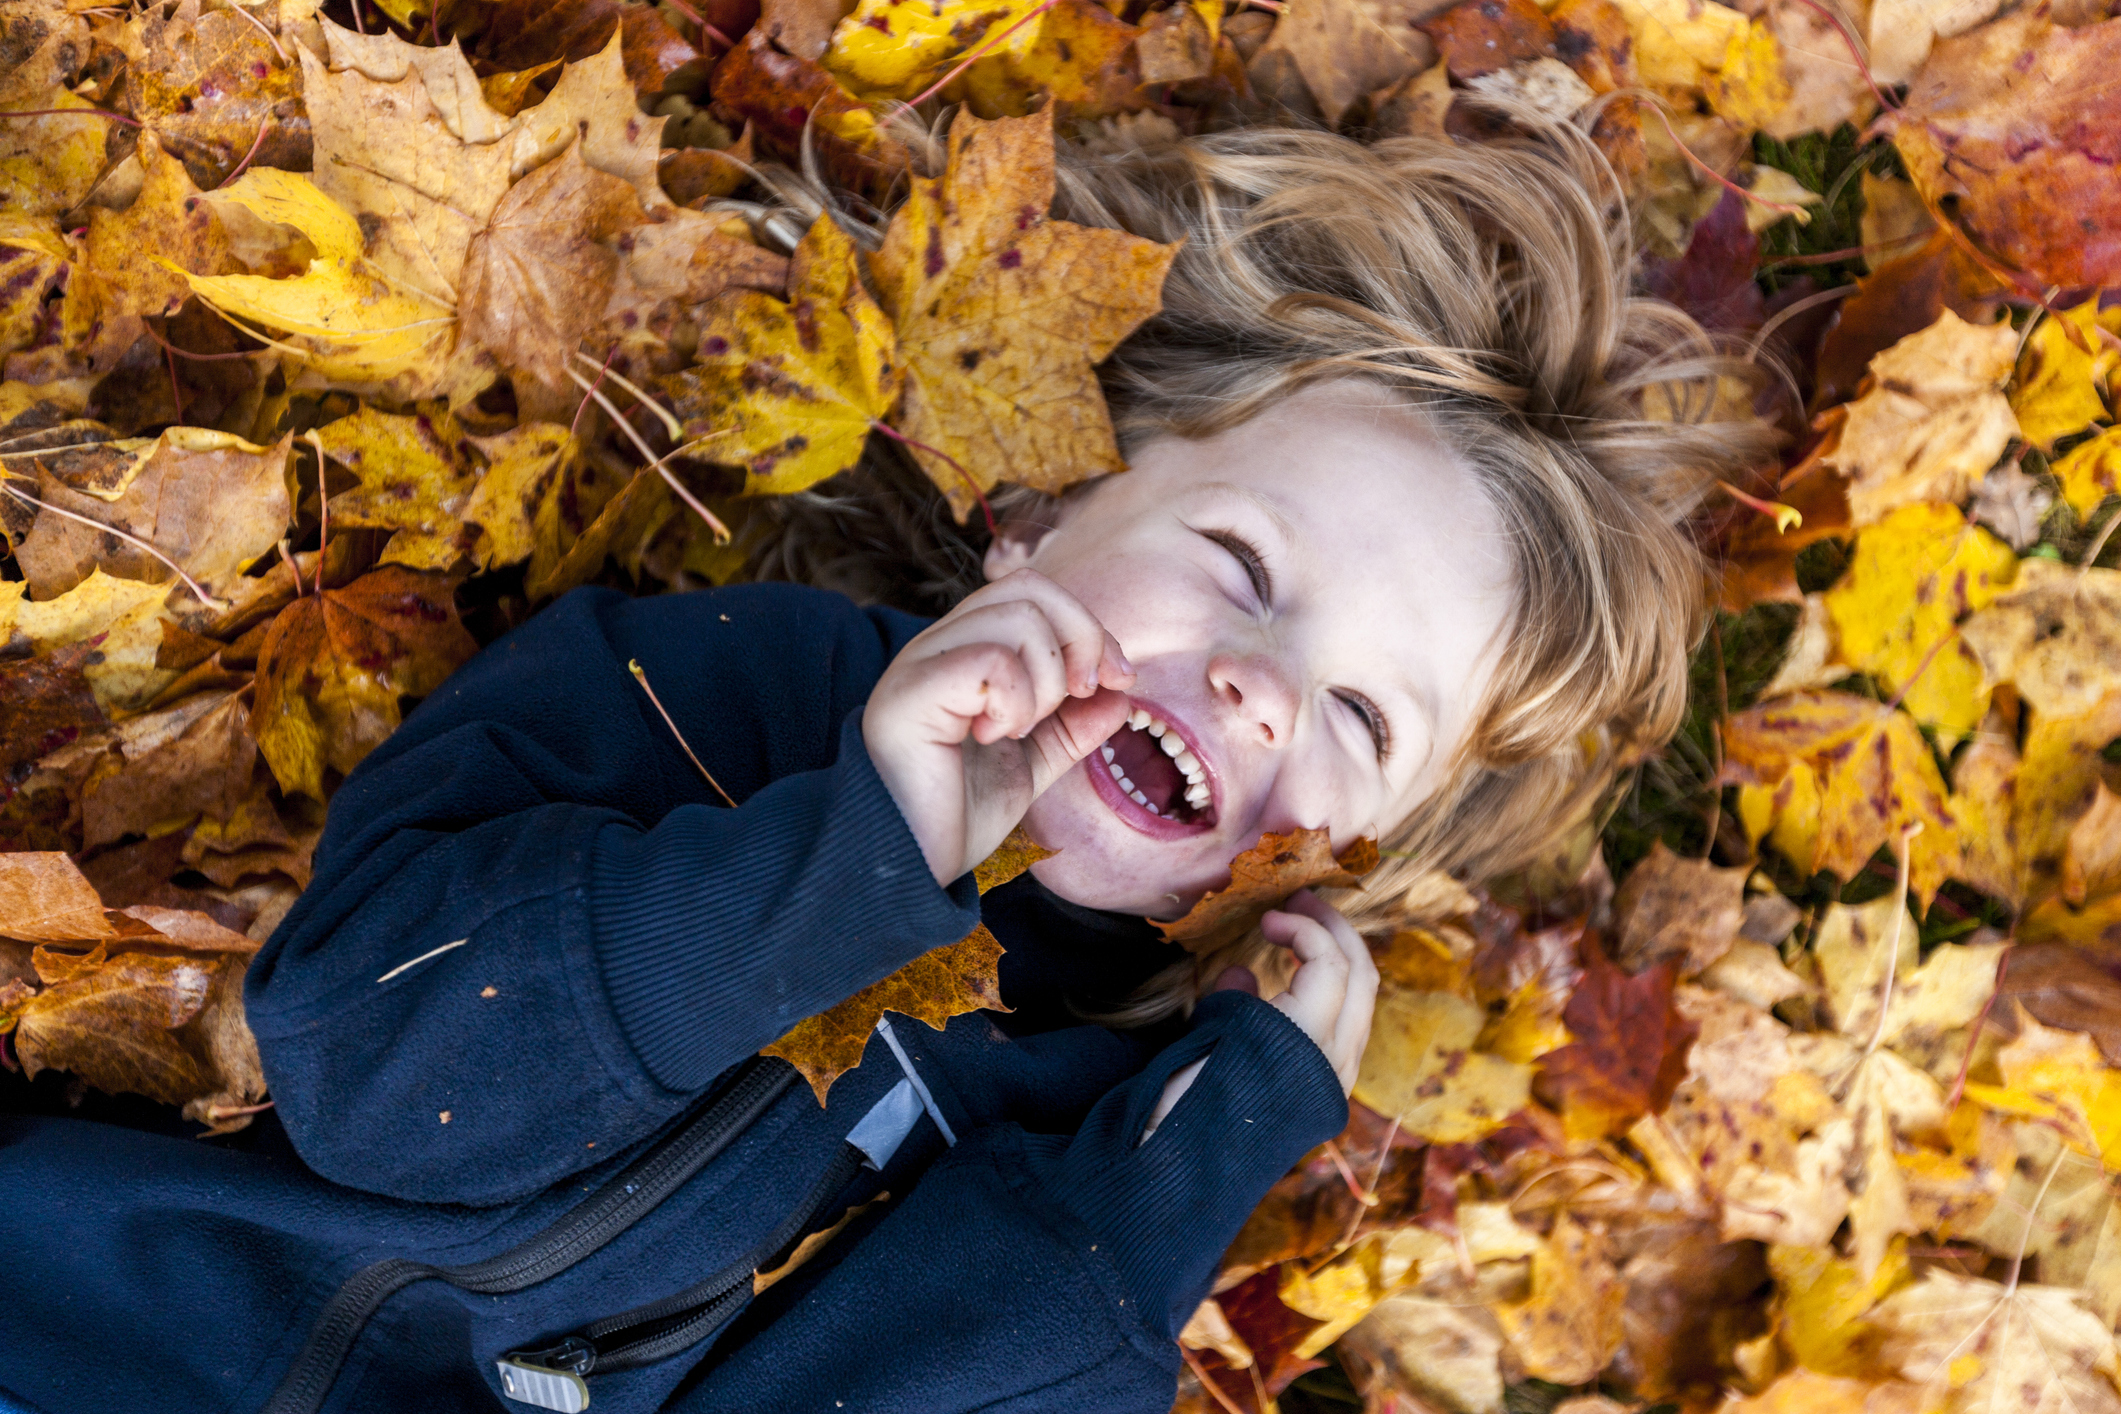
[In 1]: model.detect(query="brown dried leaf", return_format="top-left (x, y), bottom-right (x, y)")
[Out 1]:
top-left (1156, 827), bottom-right (1380, 953)
top-left (249, 566), bottom-right (480, 800)
top-left (1537, 946), bottom-right (1698, 1141)
top-left (1612, 840), bottom-right (1749, 976)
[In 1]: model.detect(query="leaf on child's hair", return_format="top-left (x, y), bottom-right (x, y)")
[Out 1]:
top-left (1155, 827), bottom-right (1380, 953)
top-left (868, 108), bottom-right (1180, 521)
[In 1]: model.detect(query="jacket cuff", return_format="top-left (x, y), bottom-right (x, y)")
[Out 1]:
top-left (1048, 990), bottom-right (1349, 1337)
top-left (590, 711), bottom-right (981, 1091)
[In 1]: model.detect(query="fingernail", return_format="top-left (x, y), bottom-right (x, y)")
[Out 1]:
top-left (1114, 648), bottom-right (1135, 675)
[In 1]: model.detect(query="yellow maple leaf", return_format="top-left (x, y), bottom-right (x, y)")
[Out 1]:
top-left (666, 214), bottom-right (904, 497)
top-left (1872, 1268), bottom-right (2121, 1414)
top-left (1767, 1237), bottom-right (1912, 1376)
top-left (2011, 298), bottom-right (2121, 452)
top-left (869, 109), bottom-right (1179, 519)
top-left (1719, 691), bottom-right (1958, 904)
top-left (1965, 1014), bottom-right (2121, 1168)
top-left (180, 168), bottom-right (459, 389)
top-left (1820, 502), bottom-right (2016, 738)
top-left (1491, 1216), bottom-right (1627, 1385)
top-left (1703, 19), bottom-right (1793, 130)
top-left (1960, 558), bottom-right (2121, 719)
top-left (761, 829), bottom-right (1048, 1104)
top-left (1953, 692), bottom-right (2121, 907)
top-left (1824, 310), bottom-right (2021, 527)
top-left (0, 23), bottom-right (110, 221)
top-left (824, 0), bottom-right (1053, 100)
top-left (2053, 425), bottom-right (2121, 521)
top-left (1351, 988), bottom-right (1533, 1143)
top-left (314, 405), bottom-right (482, 571)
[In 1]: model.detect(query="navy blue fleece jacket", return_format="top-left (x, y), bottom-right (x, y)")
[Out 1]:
top-left (0, 583), bottom-right (1345, 1414)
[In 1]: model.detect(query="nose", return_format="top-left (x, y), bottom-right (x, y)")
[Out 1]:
top-left (1208, 650), bottom-right (1299, 749)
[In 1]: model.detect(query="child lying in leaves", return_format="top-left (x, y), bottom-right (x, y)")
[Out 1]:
top-left (0, 117), bottom-right (1772, 1414)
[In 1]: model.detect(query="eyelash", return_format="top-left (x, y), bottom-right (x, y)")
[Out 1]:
top-left (1203, 528), bottom-right (1272, 606)
top-left (1337, 691), bottom-right (1391, 762)
top-left (1204, 528), bottom-right (1392, 762)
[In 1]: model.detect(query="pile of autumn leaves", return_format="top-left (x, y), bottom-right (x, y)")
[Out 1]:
top-left (2, 0), bottom-right (2121, 1409)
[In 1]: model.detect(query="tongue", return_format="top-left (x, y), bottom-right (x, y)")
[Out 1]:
top-left (1113, 728), bottom-right (1185, 813)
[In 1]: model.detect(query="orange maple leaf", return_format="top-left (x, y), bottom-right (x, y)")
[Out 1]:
top-left (1156, 827), bottom-right (1380, 954)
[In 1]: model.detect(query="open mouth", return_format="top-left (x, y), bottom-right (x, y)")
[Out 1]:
top-left (1093, 705), bottom-right (1218, 829)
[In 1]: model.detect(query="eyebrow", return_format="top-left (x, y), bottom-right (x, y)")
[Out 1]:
top-left (1180, 481), bottom-right (1302, 547)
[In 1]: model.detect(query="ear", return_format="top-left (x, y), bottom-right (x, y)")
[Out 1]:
top-left (982, 520), bottom-right (1051, 582)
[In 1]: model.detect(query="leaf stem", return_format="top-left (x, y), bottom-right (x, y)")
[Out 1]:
top-left (869, 420), bottom-right (998, 536)
top-left (565, 366), bottom-right (733, 543)
top-left (1860, 822), bottom-right (1922, 1066)
top-left (628, 658), bottom-right (739, 807)
top-left (0, 106), bottom-right (141, 128)
top-left (572, 349), bottom-right (684, 442)
top-left (226, 4), bottom-right (291, 63)
top-left (0, 478), bottom-right (229, 610)
top-left (219, 119), bottom-right (273, 188)
top-left (906, 0), bottom-right (1060, 108)
top-left (1647, 103), bottom-right (1809, 220)
top-left (1785, 0), bottom-right (1895, 113)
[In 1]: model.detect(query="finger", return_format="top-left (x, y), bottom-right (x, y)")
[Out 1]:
top-left (1211, 965), bottom-right (1260, 996)
top-left (1262, 908), bottom-right (1349, 1036)
top-left (983, 570), bottom-right (1120, 698)
top-left (907, 643), bottom-right (1039, 745)
top-left (1020, 688), bottom-right (1131, 797)
top-left (922, 599), bottom-right (1072, 724)
top-left (1283, 889), bottom-right (1378, 1079)
top-left (1099, 631), bottom-right (1135, 691)
top-left (1285, 889), bottom-right (1378, 991)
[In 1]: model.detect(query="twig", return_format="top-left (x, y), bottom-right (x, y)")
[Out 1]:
top-left (165, 342), bottom-right (186, 424)
top-left (629, 659), bottom-right (739, 807)
top-left (1746, 283), bottom-right (1858, 361)
top-left (1647, 103), bottom-right (1810, 220)
top-left (1178, 1348), bottom-right (1249, 1414)
top-left (226, 4), bottom-right (291, 63)
top-left (308, 430), bottom-right (331, 595)
top-left (1945, 937), bottom-right (2012, 1111)
top-left (0, 107), bottom-right (142, 128)
top-left (141, 322), bottom-right (261, 361)
top-left (219, 119), bottom-right (272, 188)
top-left (571, 349), bottom-right (684, 441)
top-left (906, 0), bottom-right (1060, 107)
top-left (572, 344), bottom-right (619, 436)
top-left (869, 420), bottom-right (998, 536)
top-left (1859, 822), bottom-right (1922, 1068)
top-left (203, 1099), bottom-right (276, 1120)
top-left (1717, 479), bottom-right (1802, 530)
top-left (1786, 0), bottom-right (1895, 113)
top-left (0, 479), bottom-right (228, 610)
top-left (564, 367), bottom-right (732, 543)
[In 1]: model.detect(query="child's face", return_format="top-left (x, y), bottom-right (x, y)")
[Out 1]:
top-left (991, 379), bottom-right (1516, 917)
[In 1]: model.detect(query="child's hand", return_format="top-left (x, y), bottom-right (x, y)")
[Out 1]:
top-left (1260, 890), bottom-right (1377, 1093)
top-left (864, 569), bottom-right (1135, 887)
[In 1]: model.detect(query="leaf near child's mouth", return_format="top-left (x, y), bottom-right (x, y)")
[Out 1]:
top-left (1154, 828), bottom-right (1381, 954)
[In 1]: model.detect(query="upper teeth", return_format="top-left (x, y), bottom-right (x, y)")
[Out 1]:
top-left (1119, 708), bottom-right (1210, 809)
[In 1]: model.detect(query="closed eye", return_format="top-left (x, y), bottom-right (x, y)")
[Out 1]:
top-left (1203, 529), bottom-right (1272, 607)
top-left (1337, 690), bottom-right (1391, 762)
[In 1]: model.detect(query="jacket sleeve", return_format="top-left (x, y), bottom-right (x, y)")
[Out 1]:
top-left (687, 992), bottom-right (1346, 1413)
top-left (244, 584), bottom-right (979, 1207)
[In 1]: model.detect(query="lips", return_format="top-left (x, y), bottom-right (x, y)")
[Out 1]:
top-left (1083, 698), bottom-right (1218, 838)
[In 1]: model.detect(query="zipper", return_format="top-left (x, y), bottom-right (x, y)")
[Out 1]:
top-left (262, 1057), bottom-right (797, 1414)
top-left (496, 1141), bottom-right (866, 1407)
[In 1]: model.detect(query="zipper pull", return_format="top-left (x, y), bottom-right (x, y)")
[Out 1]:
top-left (497, 1336), bottom-right (596, 1412)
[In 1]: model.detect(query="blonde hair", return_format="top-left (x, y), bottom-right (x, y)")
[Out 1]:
top-left (747, 116), bottom-right (1780, 1018)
